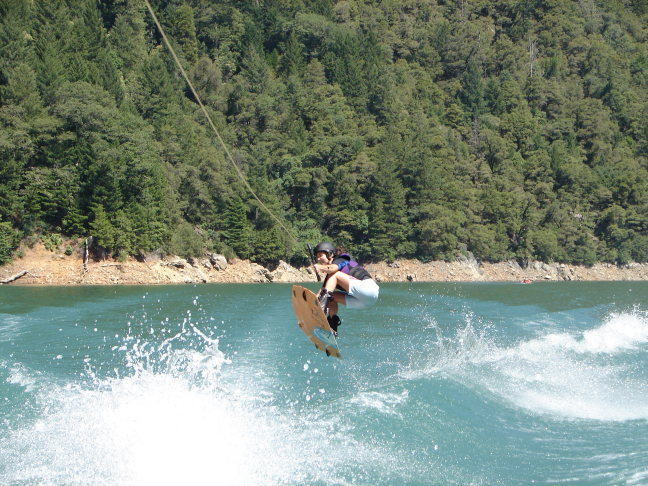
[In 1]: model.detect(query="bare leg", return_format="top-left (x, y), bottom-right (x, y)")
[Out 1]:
top-left (323, 272), bottom-right (351, 293)
top-left (329, 290), bottom-right (348, 321)
top-left (323, 272), bottom-right (351, 317)
top-left (318, 272), bottom-right (351, 333)
top-left (328, 299), bottom-right (338, 316)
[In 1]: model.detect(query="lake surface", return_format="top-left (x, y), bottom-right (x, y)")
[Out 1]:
top-left (1, 282), bottom-right (647, 485)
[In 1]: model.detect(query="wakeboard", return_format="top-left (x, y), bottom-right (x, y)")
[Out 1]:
top-left (291, 285), bottom-right (341, 359)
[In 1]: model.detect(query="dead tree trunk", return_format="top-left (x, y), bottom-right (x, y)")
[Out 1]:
top-left (0, 270), bottom-right (31, 284)
top-left (528, 36), bottom-right (537, 77)
top-left (80, 237), bottom-right (91, 279)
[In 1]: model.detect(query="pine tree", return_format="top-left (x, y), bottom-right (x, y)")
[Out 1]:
top-left (241, 45), bottom-right (270, 94)
top-left (62, 202), bottom-right (87, 238)
top-left (128, 203), bottom-right (152, 252)
top-left (168, 221), bottom-right (203, 258)
top-left (224, 197), bottom-right (250, 259)
top-left (113, 209), bottom-right (133, 256)
top-left (633, 0), bottom-right (648, 15)
top-left (133, 47), bottom-right (180, 121)
top-left (0, 3), bottom-right (34, 87)
top-left (97, 50), bottom-right (123, 104)
top-left (2, 63), bottom-right (42, 116)
top-left (174, 3), bottom-right (199, 65)
top-left (328, 31), bottom-right (367, 112)
top-left (460, 57), bottom-right (485, 116)
top-left (0, 221), bottom-right (19, 265)
top-left (34, 30), bottom-right (67, 105)
top-left (360, 28), bottom-right (384, 116)
top-left (109, 5), bottom-right (147, 75)
top-left (0, 154), bottom-right (23, 226)
top-left (280, 30), bottom-right (305, 79)
top-left (253, 226), bottom-right (285, 264)
top-left (89, 203), bottom-right (115, 253)
top-left (368, 196), bottom-right (394, 261)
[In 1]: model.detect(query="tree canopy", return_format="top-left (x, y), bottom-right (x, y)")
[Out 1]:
top-left (2, 0), bottom-right (648, 266)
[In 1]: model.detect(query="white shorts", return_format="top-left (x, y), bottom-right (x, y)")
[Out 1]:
top-left (345, 278), bottom-right (379, 310)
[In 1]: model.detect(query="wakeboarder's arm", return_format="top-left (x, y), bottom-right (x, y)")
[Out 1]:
top-left (314, 263), bottom-right (338, 275)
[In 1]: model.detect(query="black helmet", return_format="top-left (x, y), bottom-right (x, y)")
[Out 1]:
top-left (313, 241), bottom-right (335, 255)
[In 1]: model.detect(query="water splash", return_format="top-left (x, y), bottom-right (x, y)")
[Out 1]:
top-left (1, 318), bottom-right (429, 485)
top-left (534, 309), bottom-right (648, 355)
top-left (348, 390), bottom-right (409, 417)
top-left (411, 310), bottom-right (648, 422)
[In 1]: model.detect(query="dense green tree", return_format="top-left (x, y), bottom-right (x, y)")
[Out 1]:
top-left (367, 195), bottom-right (393, 261)
top-left (369, 156), bottom-right (410, 258)
top-left (327, 30), bottom-right (367, 112)
top-left (279, 30), bottom-right (306, 78)
top-left (62, 202), bottom-right (87, 238)
top-left (530, 228), bottom-right (561, 262)
top-left (253, 225), bottom-right (286, 264)
top-left (89, 203), bottom-right (115, 253)
top-left (168, 220), bottom-right (204, 259)
top-left (4, 0), bottom-right (648, 268)
top-left (240, 44), bottom-right (270, 94)
top-left (460, 57), bottom-right (486, 116)
top-left (416, 204), bottom-right (465, 261)
top-left (130, 47), bottom-right (182, 122)
top-left (224, 196), bottom-right (250, 259)
top-left (174, 3), bottom-right (199, 64)
top-left (32, 8), bottom-right (68, 105)
top-left (0, 221), bottom-right (20, 264)
top-left (0, 4), bottom-right (33, 88)
top-left (109, 5), bottom-right (147, 75)
top-left (632, 0), bottom-right (648, 16)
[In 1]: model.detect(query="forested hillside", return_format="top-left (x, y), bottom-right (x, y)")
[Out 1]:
top-left (2, 0), bottom-right (648, 266)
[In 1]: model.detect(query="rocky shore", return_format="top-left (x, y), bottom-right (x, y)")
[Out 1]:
top-left (3, 242), bottom-right (648, 286)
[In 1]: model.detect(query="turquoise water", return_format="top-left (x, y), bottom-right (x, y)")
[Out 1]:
top-left (1, 282), bottom-right (648, 485)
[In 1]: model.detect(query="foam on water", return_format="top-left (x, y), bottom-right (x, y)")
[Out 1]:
top-left (1, 328), bottom-right (279, 484)
top-left (4, 375), bottom-right (266, 484)
top-left (521, 310), bottom-right (648, 355)
top-left (7, 362), bottom-right (42, 392)
top-left (1, 324), bottom-right (423, 485)
top-left (0, 314), bottom-right (23, 342)
top-left (413, 310), bottom-right (648, 422)
top-left (347, 390), bottom-right (409, 417)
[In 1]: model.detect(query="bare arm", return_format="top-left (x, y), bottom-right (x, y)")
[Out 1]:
top-left (314, 263), bottom-right (338, 275)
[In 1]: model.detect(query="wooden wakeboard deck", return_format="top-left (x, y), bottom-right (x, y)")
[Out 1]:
top-left (292, 285), bottom-right (341, 359)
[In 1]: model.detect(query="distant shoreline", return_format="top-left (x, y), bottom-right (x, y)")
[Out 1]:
top-left (2, 243), bottom-right (648, 286)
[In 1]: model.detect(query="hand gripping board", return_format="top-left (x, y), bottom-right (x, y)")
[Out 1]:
top-left (292, 285), bottom-right (341, 359)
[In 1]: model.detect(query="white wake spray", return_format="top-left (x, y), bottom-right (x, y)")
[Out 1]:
top-left (414, 310), bottom-right (648, 422)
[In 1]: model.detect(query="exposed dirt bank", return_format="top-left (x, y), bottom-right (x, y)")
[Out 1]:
top-left (2, 241), bottom-right (648, 286)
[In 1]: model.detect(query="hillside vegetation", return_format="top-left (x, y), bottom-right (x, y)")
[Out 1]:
top-left (2, 0), bottom-right (648, 266)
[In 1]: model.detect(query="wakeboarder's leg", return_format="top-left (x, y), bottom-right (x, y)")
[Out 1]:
top-left (318, 289), bottom-right (334, 314)
top-left (324, 272), bottom-right (351, 293)
top-left (327, 291), bottom-right (346, 336)
top-left (327, 313), bottom-right (341, 337)
top-left (321, 272), bottom-right (351, 333)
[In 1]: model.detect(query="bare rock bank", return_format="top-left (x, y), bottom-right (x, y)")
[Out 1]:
top-left (2, 242), bottom-right (648, 286)
top-left (366, 259), bottom-right (648, 283)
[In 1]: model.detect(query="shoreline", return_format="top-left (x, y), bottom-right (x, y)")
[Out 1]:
top-left (2, 243), bottom-right (648, 286)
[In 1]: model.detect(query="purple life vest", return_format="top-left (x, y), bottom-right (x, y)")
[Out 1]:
top-left (333, 253), bottom-right (372, 281)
